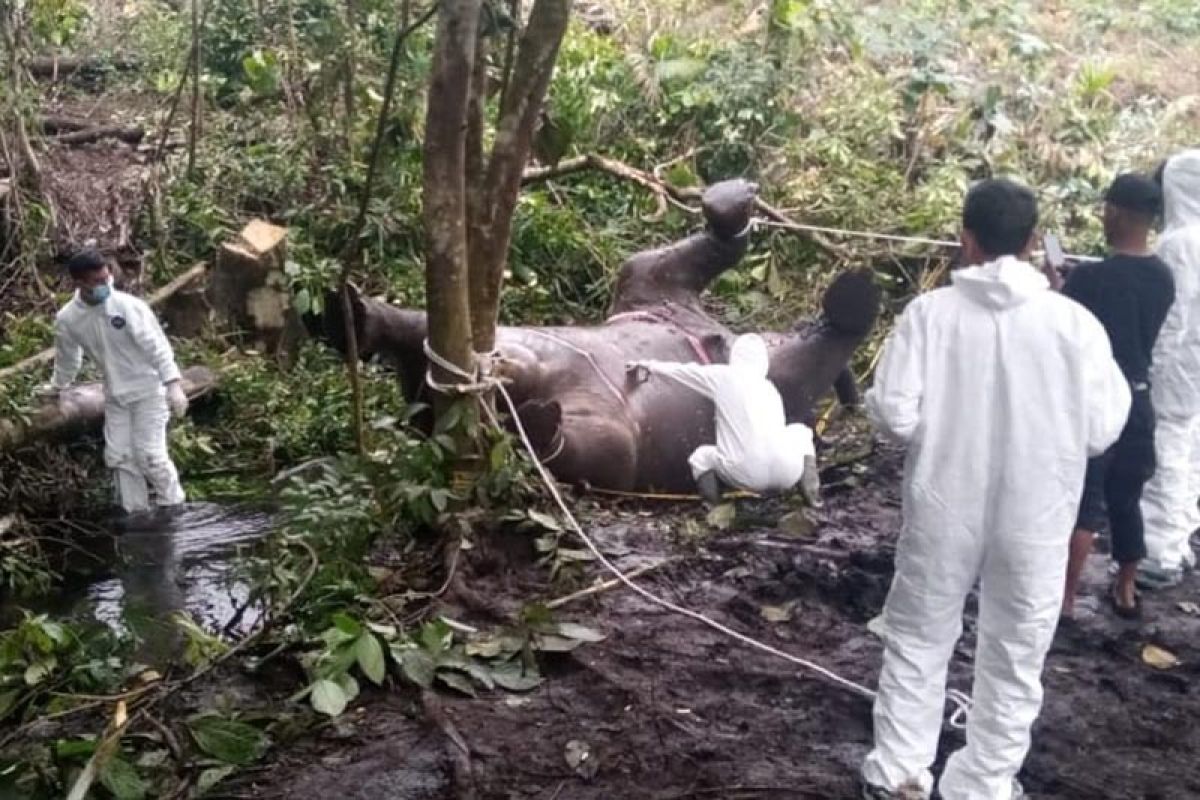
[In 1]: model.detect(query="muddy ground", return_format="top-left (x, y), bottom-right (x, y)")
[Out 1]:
top-left (221, 442), bottom-right (1200, 800)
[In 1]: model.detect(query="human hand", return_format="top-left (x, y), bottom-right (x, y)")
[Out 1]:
top-left (166, 381), bottom-right (188, 419)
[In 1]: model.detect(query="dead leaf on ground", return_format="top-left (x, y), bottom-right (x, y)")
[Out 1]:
top-left (760, 603), bottom-right (795, 623)
top-left (1177, 601), bottom-right (1200, 616)
top-left (706, 503), bottom-right (736, 530)
top-left (1142, 644), bottom-right (1181, 670)
top-left (564, 739), bottom-right (598, 780)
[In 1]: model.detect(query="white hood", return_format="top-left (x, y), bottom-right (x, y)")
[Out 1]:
top-left (1163, 149), bottom-right (1200, 231)
top-left (729, 333), bottom-right (769, 378)
top-left (950, 255), bottom-right (1048, 310)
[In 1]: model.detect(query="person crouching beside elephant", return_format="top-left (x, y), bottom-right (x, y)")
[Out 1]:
top-left (627, 333), bottom-right (820, 505)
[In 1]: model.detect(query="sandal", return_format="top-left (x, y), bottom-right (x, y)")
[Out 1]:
top-left (1109, 582), bottom-right (1143, 620)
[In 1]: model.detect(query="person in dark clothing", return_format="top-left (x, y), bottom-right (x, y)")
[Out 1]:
top-left (1061, 174), bottom-right (1176, 618)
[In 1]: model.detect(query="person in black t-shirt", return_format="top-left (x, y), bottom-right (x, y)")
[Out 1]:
top-left (1061, 174), bottom-right (1176, 619)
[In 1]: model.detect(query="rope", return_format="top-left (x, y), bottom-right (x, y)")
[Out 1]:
top-left (752, 217), bottom-right (1102, 263)
top-left (422, 339), bottom-right (972, 725)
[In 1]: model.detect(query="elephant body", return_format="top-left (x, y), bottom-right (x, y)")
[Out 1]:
top-left (323, 180), bottom-right (881, 492)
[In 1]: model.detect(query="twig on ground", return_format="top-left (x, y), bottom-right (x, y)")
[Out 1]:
top-left (546, 559), bottom-right (674, 609)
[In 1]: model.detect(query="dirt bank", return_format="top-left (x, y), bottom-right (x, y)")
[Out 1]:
top-left (242, 444), bottom-right (1200, 800)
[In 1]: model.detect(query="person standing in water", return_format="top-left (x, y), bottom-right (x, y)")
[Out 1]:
top-left (42, 249), bottom-right (189, 514)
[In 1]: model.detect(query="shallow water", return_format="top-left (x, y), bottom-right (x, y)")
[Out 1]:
top-left (39, 502), bottom-right (275, 665)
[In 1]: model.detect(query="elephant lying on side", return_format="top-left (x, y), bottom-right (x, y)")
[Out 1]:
top-left (319, 179), bottom-right (881, 492)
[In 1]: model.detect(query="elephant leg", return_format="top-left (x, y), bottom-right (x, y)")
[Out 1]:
top-left (510, 399), bottom-right (638, 491)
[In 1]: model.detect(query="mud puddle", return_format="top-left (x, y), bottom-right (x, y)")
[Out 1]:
top-left (22, 503), bottom-right (274, 665)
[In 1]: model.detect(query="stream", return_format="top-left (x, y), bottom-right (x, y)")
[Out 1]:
top-left (33, 503), bottom-right (275, 666)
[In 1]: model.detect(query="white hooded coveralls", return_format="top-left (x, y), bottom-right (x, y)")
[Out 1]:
top-left (1140, 150), bottom-right (1200, 575)
top-left (637, 334), bottom-right (814, 494)
top-left (52, 285), bottom-right (186, 513)
top-left (862, 256), bottom-right (1129, 799)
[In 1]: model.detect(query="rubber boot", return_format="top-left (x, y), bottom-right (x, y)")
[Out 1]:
top-left (696, 470), bottom-right (723, 505)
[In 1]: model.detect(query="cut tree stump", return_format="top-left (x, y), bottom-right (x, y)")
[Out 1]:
top-left (209, 220), bottom-right (303, 358)
top-left (0, 365), bottom-right (217, 453)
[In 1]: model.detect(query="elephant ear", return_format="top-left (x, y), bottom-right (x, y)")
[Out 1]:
top-left (821, 269), bottom-right (881, 337)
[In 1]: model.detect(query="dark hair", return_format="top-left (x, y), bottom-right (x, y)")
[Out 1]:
top-left (962, 178), bottom-right (1038, 257)
top-left (1104, 173), bottom-right (1162, 219)
top-left (64, 248), bottom-right (107, 279)
top-left (1153, 160), bottom-right (1167, 188)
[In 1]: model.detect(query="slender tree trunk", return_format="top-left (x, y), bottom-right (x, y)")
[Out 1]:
top-left (187, 0), bottom-right (202, 175)
top-left (467, 0), bottom-right (570, 352)
top-left (338, 3), bottom-right (439, 454)
top-left (423, 0), bottom-right (483, 410)
top-left (342, 0), bottom-right (358, 152)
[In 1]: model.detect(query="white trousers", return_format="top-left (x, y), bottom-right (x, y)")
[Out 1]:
top-left (104, 391), bottom-right (185, 514)
top-left (862, 497), bottom-right (1069, 799)
top-left (1140, 410), bottom-right (1200, 573)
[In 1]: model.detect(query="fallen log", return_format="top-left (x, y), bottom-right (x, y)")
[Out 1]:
top-left (26, 56), bottom-right (139, 80)
top-left (46, 125), bottom-right (146, 146)
top-left (0, 262), bottom-right (208, 385)
top-left (0, 365), bottom-right (217, 453)
top-left (37, 115), bottom-right (92, 134)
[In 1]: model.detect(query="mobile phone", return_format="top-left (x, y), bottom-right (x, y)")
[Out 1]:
top-left (1043, 233), bottom-right (1065, 268)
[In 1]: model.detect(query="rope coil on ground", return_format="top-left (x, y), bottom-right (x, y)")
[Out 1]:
top-left (421, 339), bottom-right (972, 725)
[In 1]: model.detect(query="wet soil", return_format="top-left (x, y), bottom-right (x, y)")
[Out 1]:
top-left (243, 445), bottom-right (1200, 800)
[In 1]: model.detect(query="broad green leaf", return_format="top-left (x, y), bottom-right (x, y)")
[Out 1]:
top-left (533, 634), bottom-right (586, 652)
top-left (419, 620), bottom-right (451, 655)
top-left (526, 510), bottom-right (561, 532)
top-left (187, 717), bottom-right (270, 765)
top-left (331, 613), bottom-right (363, 639)
top-left (99, 757), bottom-right (146, 800)
top-left (398, 650), bottom-right (436, 688)
top-left (355, 633), bottom-right (387, 686)
top-left (24, 657), bottom-right (56, 686)
top-left (435, 670), bottom-right (477, 697)
top-left (310, 679), bottom-right (348, 717)
top-left (196, 765), bottom-right (237, 796)
top-left (490, 660), bottom-right (543, 692)
top-left (553, 623), bottom-right (606, 643)
top-left (337, 673), bottom-right (360, 703)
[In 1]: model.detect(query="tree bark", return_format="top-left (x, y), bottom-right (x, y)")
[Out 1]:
top-left (467, 0), bottom-right (570, 353)
top-left (43, 125), bottom-right (145, 146)
top-left (423, 0), bottom-right (483, 402)
top-left (26, 56), bottom-right (139, 79)
top-left (188, 0), bottom-right (202, 175)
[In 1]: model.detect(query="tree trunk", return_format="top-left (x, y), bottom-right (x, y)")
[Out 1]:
top-left (423, 0), bottom-right (483, 405)
top-left (467, 0), bottom-right (570, 353)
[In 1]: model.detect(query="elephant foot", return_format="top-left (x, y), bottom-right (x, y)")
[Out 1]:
top-left (513, 399), bottom-right (564, 462)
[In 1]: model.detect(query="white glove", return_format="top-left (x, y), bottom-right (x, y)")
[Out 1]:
top-left (166, 381), bottom-right (189, 419)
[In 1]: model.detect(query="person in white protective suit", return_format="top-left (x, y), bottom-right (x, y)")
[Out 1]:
top-left (1138, 150), bottom-right (1200, 588)
top-left (860, 179), bottom-right (1130, 800)
top-left (627, 333), bottom-right (820, 505)
top-left (42, 250), bottom-right (189, 514)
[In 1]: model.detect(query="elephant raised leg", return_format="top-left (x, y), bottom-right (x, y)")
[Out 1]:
top-left (608, 179), bottom-right (758, 316)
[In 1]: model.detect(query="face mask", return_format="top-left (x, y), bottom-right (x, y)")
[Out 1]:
top-left (83, 283), bottom-right (111, 306)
